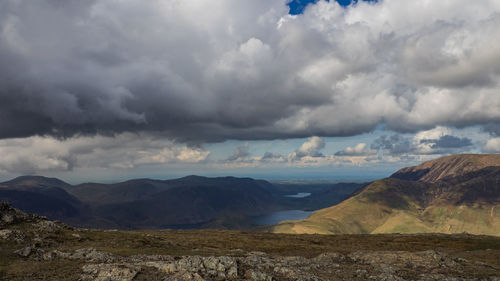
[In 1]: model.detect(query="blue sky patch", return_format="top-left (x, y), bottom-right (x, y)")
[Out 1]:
top-left (288, 0), bottom-right (377, 15)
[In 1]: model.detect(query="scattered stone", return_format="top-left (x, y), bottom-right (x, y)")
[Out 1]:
top-left (247, 251), bottom-right (267, 256)
top-left (244, 269), bottom-right (273, 281)
top-left (1, 214), bottom-right (14, 224)
top-left (70, 248), bottom-right (119, 263)
top-left (164, 270), bottom-right (205, 281)
top-left (42, 250), bottom-right (58, 261)
top-left (33, 220), bottom-right (61, 234)
top-left (311, 252), bottom-right (346, 264)
top-left (80, 263), bottom-right (139, 281)
top-left (0, 229), bottom-right (12, 239)
top-left (147, 255), bottom-right (238, 279)
top-left (128, 254), bottom-right (174, 263)
top-left (0, 201), bottom-right (42, 227)
top-left (14, 246), bottom-right (32, 257)
top-left (11, 245), bottom-right (497, 281)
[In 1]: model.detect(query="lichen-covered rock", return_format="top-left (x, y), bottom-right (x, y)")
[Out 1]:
top-left (14, 245), bottom-right (48, 260)
top-left (0, 201), bottom-right (40, 228)
top-left (0, 229), bottom-right (26, 243)
top-left (129, 254), bottom-right (174, 263)
top-left (311, 252), bottom-right (346, 264)
top-left (24, 244), bottom-right (494, 281)
top-left (14, 246), bottom-right (32, 257)
top-left (163, 270), bottom-right (206, 281)
top-left (0, 229), bottom-right (12, 239)
top-left (202, 256), bottom-right (238, 278)
top-left (33, 220), bottom-right (61, 234)
top-left (71, 248), bottom-right (119, 263)
top-left (244, 269), bottom-right (273, 281)
top-left (80, 263), bottom-right (139, 281)
top-left (1, 213), bottom-right (14, 225)
top-left (145, 255), bottom-right (238, 279)
top-left (242, 254), bottom-right (274, 271)
top-left (47, 248), bottom-right (120, 263)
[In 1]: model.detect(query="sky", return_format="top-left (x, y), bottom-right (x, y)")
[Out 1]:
top-left (0, 0), bottom-right (500, 184)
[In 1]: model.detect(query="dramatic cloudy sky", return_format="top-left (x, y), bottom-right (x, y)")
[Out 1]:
top-left (0, 0), bottom-right (499, 183)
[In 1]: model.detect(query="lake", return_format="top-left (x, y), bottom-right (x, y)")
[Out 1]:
top-left (253, 210), bottom-right (314, 225)
top-left (285, 192), bottom-right (311, 198)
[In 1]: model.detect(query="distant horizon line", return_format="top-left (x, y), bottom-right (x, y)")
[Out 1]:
top-left (1, 173), bottom-right (378, 186)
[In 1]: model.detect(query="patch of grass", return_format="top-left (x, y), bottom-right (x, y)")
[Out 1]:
top-left (0, 260), bottom-right (83, 281)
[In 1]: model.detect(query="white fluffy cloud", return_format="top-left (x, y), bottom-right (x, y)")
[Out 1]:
top-left (484, 138), bottom-right (500, 153)
top-left (1, 0), bottom-right (500, 177)
top-left (0, 0), bottom-right (499, 142)
top-left (335, 143), bottom-right (376, 156)
top-left (288, 136), bottom-right (325, 160)
top-left (0, 134), bottom-right (209, 174)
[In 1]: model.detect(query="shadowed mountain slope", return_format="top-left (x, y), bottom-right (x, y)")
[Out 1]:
top-left (0, 175), bottom-right (362, 230)
top-left (273, 154), bottom-right (500, 236)
top-left (0, 176), bottom-right (83, 222)
top-left (0, 176), bottom-right (281, 229)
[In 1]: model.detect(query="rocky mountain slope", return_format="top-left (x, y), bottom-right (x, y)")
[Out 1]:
top-left (392, 154), bottom-right (500, 183)
top-left (273, 154), bottom-right (500, 236)
top-left (1, 201), bottom-right (499, 280)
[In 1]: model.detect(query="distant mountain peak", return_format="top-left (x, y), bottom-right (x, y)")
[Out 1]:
top-left (178, 175), bottom-right (208, 180)
top-left (2, 175), bottom-right (71, 188)
top-left (391, 154), bottom-right (500, 183)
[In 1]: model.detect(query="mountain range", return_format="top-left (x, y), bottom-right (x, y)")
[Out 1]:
top-left (0, 175), bottom-right (362, 230)
top-left (1, 153), bottom-right (499, 236)
top-left (273, 154), bottom-right (500, 236)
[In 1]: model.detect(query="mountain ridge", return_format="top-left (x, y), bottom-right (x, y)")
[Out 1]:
top-left (273, 154), bottom-right (500, 236)
top-left (391, 154), bottom-right (500, 183)
top-left (1, 175), bottom-right (72, 188)
top-left (0, 174), bottom-right (363, 230)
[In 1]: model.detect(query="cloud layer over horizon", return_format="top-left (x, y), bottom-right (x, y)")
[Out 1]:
top-left (1, 0), bottom-right (500, 179)
top-left (1, 0), bottom-right (500, 143)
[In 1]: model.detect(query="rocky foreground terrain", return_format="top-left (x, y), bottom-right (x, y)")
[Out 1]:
top-left (1, 201), bottom-right (500, 280)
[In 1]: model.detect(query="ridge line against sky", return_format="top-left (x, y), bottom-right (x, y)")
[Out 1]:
top-left (0, 0), bottom-right (499, 183)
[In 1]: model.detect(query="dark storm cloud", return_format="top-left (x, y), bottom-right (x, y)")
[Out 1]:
top-left (1, 0), bottom-right (500, 143)
top-left (226, 144), bottom-right (250, 161)
top-left (372, 129), bottom-right (473, 156)
top-left (421, 135), bottom-right (472, 149)
top-left (371, 135), bottom-right (413, 155)
top-left (262, 152), bottom-right (282, 160)
top-left (482, 123), bottom-right (500, 137)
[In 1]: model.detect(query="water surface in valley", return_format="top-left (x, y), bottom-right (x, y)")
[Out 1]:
top-left (284, 192), bottom-right (311, 198)
top-left (253, 210), bottom-right (314, 225)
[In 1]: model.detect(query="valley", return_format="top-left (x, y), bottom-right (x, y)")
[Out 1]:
top-left (0, 175), bottom-right (363, 231)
